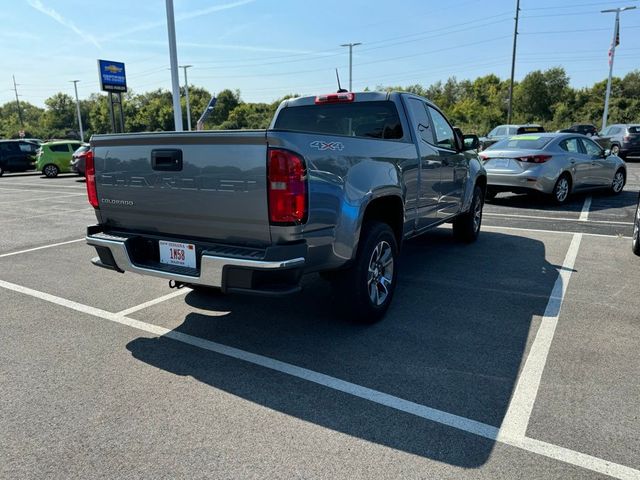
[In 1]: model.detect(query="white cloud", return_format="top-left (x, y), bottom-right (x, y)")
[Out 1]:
top-left (26, 0), bottom-right (101, 49)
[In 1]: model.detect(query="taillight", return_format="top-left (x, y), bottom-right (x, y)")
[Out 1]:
top-left (623, 136), bottom-right (631, 142)
top-left (315, 92), bottom-right (355, 104)
top-left (85, 149), bottom-right (99, 209)
top-left (268, 149), bottom-right (307, 224)
top-left (516, 155), bottom-right (552, 164)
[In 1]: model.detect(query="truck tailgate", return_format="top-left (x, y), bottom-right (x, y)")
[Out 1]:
top-left (91, 131), bottom-right (271, 246)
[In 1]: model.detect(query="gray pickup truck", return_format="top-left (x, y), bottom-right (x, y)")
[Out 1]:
top-left (86, 91), bottom-right (487, 322)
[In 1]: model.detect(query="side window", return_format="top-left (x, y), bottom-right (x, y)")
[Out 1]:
top-left (507, 127), bottom-right (517, 135)
top-left (494, 127), bottom-right (507, 137)
top-left (488, 127), bottom-right (498, 137)
top-left (50, 144), bottom-right (70, 152)
top-left (610, 127), bottom-right (621, 135)
top-left (406, 98), bottom-right (433, 144)
top-left (580, 138), bottom-right (603, 157)
top-left (559, 138), bottom-right (580, 153)
top-left (427, 106), bottom-right (456, 150)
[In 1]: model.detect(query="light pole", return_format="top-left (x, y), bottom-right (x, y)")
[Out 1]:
top-left (507, 0), bottom-right (520, 125)
top-left (165, 0), bottom-right (183, 131)
top-left (601, 6), bottom-right (636, 131)
top-left (70, 80), bottom-right (84, 142)
top-left (340, 42), bottom-right (362, 91)
top-left (180, 65), bottom-right (193, 131)
top-left (12, 75), bottom-right (24, 130)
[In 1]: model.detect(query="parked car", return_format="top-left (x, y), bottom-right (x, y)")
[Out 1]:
top-left (633, 192), bottom-right (640, 256)
top-left (479, 124), bottom-right (545, 150)
top-left (481, 133), bottom-right (626, 204)
top-left (85, 91), bottom-right (487, 323)
top-left (595, 124), bottom-right (640, 159)
top-left (70, 143), bottom-right (90, 176)
top-left (0, 140), bottom-right (38, 176)
top-left (558, 124), bottom-right (598, 137)
top-left (36, 140), bottom-right (83, 178)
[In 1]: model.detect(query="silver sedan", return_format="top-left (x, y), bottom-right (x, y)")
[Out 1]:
top-left (480, 133), bottom-right (626, 204)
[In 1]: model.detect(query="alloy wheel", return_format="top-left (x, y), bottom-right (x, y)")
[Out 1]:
top-left (612, 171), bottom-right (625, 193)
top-left (367, 240), bottom-right (394, 306)
top-left (555, 177), bottom-right (569, 202)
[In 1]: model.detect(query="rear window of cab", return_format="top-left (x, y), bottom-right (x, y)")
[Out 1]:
top-left (488, 135), bottom-right (554, 150)
top-left (274, 101), bottom-right (404, 140)
top-left (628, 126), bottom-right (640, 134)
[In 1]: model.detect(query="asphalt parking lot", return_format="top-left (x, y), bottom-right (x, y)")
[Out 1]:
top-left (1, 167), bottom-right (639, 479)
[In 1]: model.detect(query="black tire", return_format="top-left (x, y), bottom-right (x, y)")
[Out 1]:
top-left (452, 185), bottom-right (484, 243)
top-left (43, 164), bottom-right (59, 178)
top-left (632, 198), bottom-right (640, 256)
top-left (610, 168), bottom-right (625, 194)
top-left (611, 144), bottom-right (620, 156)
top-left (332, 221), bottom-right (398, 324)
top-left (551, 174), bottom-right (571, 204)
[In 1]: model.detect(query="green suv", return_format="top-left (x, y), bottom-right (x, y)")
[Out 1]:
top-left (36, 140), bottom-right (82, 178)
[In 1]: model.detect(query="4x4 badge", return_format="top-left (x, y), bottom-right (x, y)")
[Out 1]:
top-left (310, 140), bottom-right (344, 151)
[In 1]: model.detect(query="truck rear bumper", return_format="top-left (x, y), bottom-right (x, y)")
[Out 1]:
top-left (86, 226), bottom-right (307, 296)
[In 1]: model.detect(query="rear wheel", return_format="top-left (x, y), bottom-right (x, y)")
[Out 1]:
top-left (43, 164), bottom-right (59, 178)
top-left (611, 144), bottom-right (620, 156)
top-left (611, 168), bottom-right (625, 194)
top-left (551, 174), bottom-right (571, 204)
top-left (332, 221), bottom-right (398, 324)
top-left (452, 185), bottom-right (484, 243)
top-left (632, 199), bottom-right (640, 256)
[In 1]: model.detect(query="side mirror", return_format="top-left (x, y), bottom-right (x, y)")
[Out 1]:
top-left (603, 148), bottom-right (611, 157)
top-left (463, 134), bottom-right (480, 151)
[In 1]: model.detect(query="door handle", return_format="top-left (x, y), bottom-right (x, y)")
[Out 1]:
top-left (151, 149), bottom-right (183, 171)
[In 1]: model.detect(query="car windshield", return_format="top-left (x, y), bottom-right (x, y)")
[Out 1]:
top-left (74, 145), bottom-right (90, 154)
top-left (487, 135), bottom-right (553, 150)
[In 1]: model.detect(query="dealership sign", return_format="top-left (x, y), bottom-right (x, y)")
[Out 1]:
top-left (97, 60), bottom-right (127, 93)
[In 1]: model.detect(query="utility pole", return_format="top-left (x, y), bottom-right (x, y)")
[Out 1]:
top-left (340, 42), bottom-right (362, 91)
top-left (70, 80), bottom-right (84, 142)
top-left (165, 0), bottom-right (183, 131)
top-left (180, 65), bottom-right (193, 131)
top-left (506, 0), bottom-right (520, 125)
top-left (12, 75), bottom-right (24, 130)
top-left (601, 6), bottom-right (636, 131)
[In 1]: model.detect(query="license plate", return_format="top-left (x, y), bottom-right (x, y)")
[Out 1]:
top-left (159, 241), bottom-right (196, 269)
top-left (491, 158), bottom-right (511, 168)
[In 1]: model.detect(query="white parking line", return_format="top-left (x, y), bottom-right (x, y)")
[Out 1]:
top-left (483, 225), bottom-right (632, 239)
top-left (0, 208), bottom-right (90, 224)
top-left (0, 238), bottom-right (84, 258)
top-left (0, 193), bottom-right (86, 205)
top-left (579, 196), bottom-right (592, 221)
top-left (116, 288), bottom-right (191, 317)
top-left (0, 277), bottom-right (638, 479)
top-left (0, 186), bottom-right (84, 194)
top-left (485, 212), bottom-right (633, 226)
top-left (0, 182), bottom-right (85, 189)
top-left (499, 233), bottom-right (583, 439)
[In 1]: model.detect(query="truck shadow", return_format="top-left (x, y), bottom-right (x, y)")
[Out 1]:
top-left (126, 229), bottom-right (561, 468)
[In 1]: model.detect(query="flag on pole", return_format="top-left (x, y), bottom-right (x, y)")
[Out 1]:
top-left (609, 16), bottom-right (620, 65)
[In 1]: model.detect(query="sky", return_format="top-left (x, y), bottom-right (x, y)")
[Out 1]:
top-left (1, 0), bottom-right (640, 108)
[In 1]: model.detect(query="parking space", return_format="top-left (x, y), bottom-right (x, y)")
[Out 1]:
top-left (1, 167), bottom-right (639, 479)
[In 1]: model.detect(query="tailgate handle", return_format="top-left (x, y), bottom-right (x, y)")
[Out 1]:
top-left (151, 149), bottom-right (183, 171)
